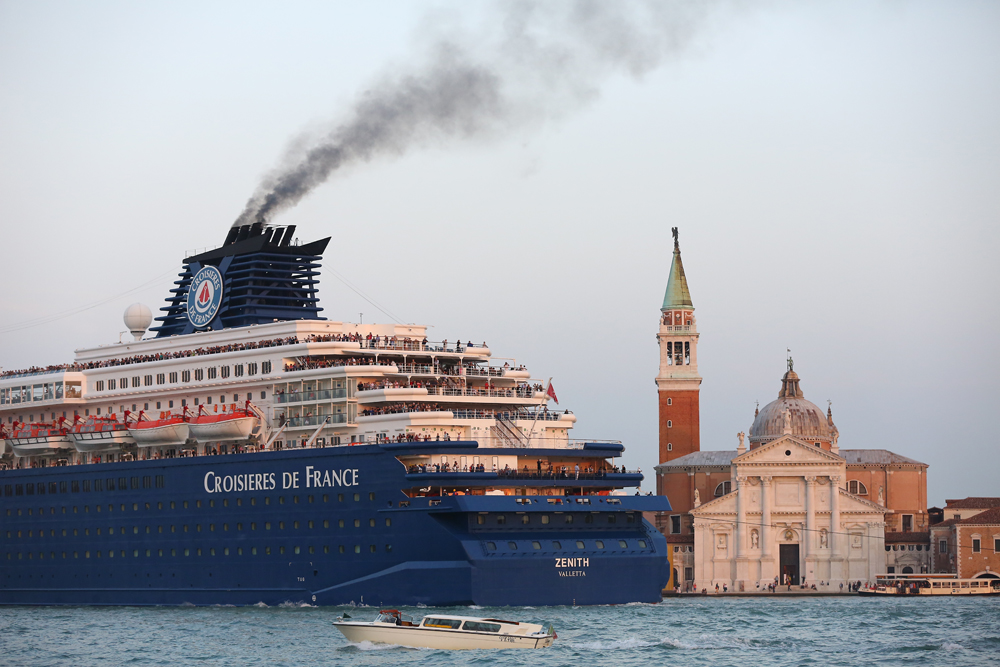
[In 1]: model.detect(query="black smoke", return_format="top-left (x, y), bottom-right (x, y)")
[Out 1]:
top-left (233, 1), bottom-right (713, 227)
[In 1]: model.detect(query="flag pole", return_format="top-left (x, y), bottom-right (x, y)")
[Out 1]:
top-left (525, 377), bottom-right (551, 448)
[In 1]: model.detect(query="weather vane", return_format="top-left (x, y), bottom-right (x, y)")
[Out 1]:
top-left (671, 227), bottom-right (679, 250)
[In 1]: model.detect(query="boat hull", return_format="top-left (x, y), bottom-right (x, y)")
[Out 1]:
top-left (333, 623), bottom-right (554, 649)
top-left (70, 429), bottom-right (135, 453)
top-left (188, 416), bottom-right (256, 443)
top-left (128, 422), bottom-right (190, 447)
top-left (10, 435), bottom-right (75, 458)
top-left (0, 443), bottom-right (672, 606)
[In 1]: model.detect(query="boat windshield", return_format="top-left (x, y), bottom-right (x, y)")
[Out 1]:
top-left (462, 621), bottom-right (501, 633)
top-left (423, 618), bottom-right (462, 629)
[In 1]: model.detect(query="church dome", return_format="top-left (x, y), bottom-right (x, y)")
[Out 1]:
top-left (749, 367), bottom-right (833, 446)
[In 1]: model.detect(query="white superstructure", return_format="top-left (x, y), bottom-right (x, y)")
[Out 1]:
top-left (0, 318), bottom-right (577, 466)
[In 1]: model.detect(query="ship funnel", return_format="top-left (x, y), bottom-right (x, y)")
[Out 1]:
top-left (279, 224), bottom-right (296, 247)
top-left (123, 303), bottom-right (153, 342)
top-left (222, 228), bottom-right (239, 246)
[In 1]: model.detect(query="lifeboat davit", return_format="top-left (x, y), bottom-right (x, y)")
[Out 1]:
top-left (187, 402), bottom-right (259, 443)
top-left (7, 419), bottom-right (76, 458)
top-left (68, 414), bottom-right (135, 452)
top-left (128, 410), bottom-right (190, 447)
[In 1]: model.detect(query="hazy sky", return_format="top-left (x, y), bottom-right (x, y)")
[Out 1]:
top-left (1, 1), bottom-right (997, 505)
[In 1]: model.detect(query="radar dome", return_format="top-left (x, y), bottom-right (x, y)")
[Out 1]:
top-left (124, 303), bottom-right (153, 341)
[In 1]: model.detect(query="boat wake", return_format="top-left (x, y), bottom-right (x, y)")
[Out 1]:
top-left (568, 635), bottom-right (780, 651)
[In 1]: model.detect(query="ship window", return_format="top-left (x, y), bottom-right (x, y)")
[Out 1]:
top-left (486, 542), bottom-right (496, 551)
top-left (132, 377), bottom-right (140, 388)
top-left (532, 541), bottom-right (541, 550)
top-left (424, 618), bottom-right (463, 630)
top-left (354, 545), bottom-right (361, 554)
top-left (262, 362), bottom-right (271, 375)
top-left (338, 494), bottom-right (344, 502)
top-left (49, 482), bottom-right (58, 494)
top-left (339, 519), bottom-right (345, 528)
top-left (61, 481), bottom-right (69, 493)
top-left (248, 363), bottom-right (258, 376)
top-left (168, 372), bottom-right (177, 384)
top-left (250, 522), bottom-right (256, 531)
top-left (521, 515), bottom-right (530, 525)
top-left (608, 515), bottom-right (616, 524)
top-left (565, 515), bottom-right (573, 524)
top-left (463, 621), bottom-right (501, 633)
top-left (497, 515), bottom-right (506, 525)
top-left (156, 374), bottom-right (165, 385)
top-left (639, 540), bottom-right (648, 549)
top-left (120, 378), bottom-right (127, 389)
top-left (576, 541), bottom-right (585, 549)
top-left (353, 519), bottom-right (360, 528)
top-left (596, 540), bottom-right (605, 549)
top-left (368, 519), bottom-right (375, 528)
top-left (477, 515), bottom-right (485, 525)
top-left (619, 540), bottom-right (628, 549)
top-left (237, 547), bottom-right (243, 556)
top-left (323, 520), bottom-right (329, 528)
top-left (109, 379), bottom-right (116, 390)
top-left (585, 515), bottom-right (593, 524)
top-left (508, 542), bottom-right (518, 550)
top-left (278, 496), bottom-right (284, 504)
top-left (354, 494), bottom-right (360, 502)
top-left (339, 545), bottom-right (345, 554)
top-left (369, 492), bottom-right (375, 501)
top-left (144, 375), bottom-right (153, 387)
top-left (234, 365), bottom-right (244, 377)
top-left (220, 366), bottom-right (230, 379)
top-left (207, 368), bottom-right (217, 380)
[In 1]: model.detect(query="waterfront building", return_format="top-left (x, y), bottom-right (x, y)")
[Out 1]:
top-left (653, 233), bottom-right (931, 590)
top-left (930, 497), bottom-right (1000, 578)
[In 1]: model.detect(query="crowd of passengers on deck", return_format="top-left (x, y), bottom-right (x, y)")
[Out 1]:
top-left (0, 334), bottom-right (492, 380)
top-left (356, 379), bottom-right (535, 398)
top-left (405, 461), bottom-right (635, 477)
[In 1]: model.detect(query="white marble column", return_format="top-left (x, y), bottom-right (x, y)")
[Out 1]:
top-left (804, 476), bottom-right (816, 560)
top-left (829, 474), bottom-right (842, 583)
top-left (759, 475), bottom-right (773, 584)
top-left (735, 476), bottom-right (746, 558)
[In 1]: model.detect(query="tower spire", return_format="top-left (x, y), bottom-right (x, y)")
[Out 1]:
top-left (662, 227), bottom-right (694, 311)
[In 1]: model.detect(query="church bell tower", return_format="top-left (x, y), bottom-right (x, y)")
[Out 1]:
top-left (656, 228), bottom-right (701, 467)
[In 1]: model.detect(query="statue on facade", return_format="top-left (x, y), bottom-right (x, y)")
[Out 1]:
top-left (737, 431), bottom-right (745, 450)
top-left (819, 529), bottom-right (828, 548)
top-left (782, 408), bottom-right (792, 434)
top-left (878, 486), bottom-right (884, 506)
top-left (693, 488), bottom-right (701, 508)
top-left (751, 529), bottom-right (759, 548)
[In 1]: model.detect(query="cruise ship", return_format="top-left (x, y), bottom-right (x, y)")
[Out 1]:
top-left (0, 223), bottom-right (671, 606)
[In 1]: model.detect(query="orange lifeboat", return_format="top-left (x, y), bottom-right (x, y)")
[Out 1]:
top-left (187, 402), bottom-right (259, 443)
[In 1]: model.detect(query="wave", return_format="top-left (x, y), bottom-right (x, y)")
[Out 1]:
top-left (253, 602), bottom-right (268, 608)
top-left (568, 637), bottom-right (659, 650)
top-left (342, 641), bottom-right (409, 652)
top-left (277, 601), bottom-right (316, 608)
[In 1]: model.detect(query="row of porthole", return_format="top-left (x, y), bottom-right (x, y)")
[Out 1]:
top-left (6, 517), bottom-right (393, 540)
top-left (486, 538), bottom-right (648, 551)
top-left (4, 492), bottom-right (377, 517)
top-left (7, 543), bottom-right (393, 560)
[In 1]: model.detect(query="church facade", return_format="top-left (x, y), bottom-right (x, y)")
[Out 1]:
top-left (653, 231), bottom-right (928, 590)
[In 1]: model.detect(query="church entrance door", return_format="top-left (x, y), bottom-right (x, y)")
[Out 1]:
top-left (779, 544), bottom-right (800, 586)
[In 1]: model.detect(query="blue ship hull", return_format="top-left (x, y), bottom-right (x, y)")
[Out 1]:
top-left (0, 443), bottom-right (671, 606)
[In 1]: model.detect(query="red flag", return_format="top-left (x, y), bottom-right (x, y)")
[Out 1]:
top-left (546, 382), bottom-right (559, 404)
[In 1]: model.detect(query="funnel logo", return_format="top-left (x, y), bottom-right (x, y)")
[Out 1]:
top-left (187, 266), bottom-right (224, 328)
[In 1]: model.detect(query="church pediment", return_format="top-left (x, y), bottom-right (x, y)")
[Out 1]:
top-left (690, 489), bottom-right (738, 515)
top-left (733, 435), bottom-right (844, 466)
top-left (839, 488), bottom-right (888, 514)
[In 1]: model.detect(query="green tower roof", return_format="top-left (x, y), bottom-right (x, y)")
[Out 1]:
top-left (661, 228), bottom-right (694, 311)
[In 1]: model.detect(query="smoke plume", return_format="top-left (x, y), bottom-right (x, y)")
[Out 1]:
top-left (233, 1), bottom-right (713, 227)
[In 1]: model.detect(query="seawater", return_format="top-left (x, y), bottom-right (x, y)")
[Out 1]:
top-left (1, 597), bottom-right (997, 666)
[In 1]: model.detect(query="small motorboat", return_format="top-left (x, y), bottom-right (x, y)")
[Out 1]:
top-left (187, 402), bottom-right (259, 443)
top-left (333, 609), bottom-right (556, 650)
top-left (128, 410), bottom-right (190, 447)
